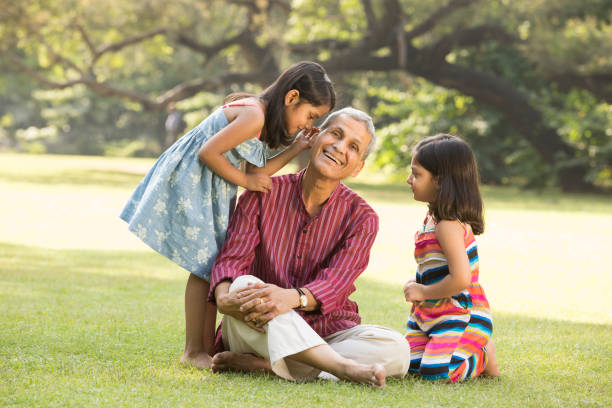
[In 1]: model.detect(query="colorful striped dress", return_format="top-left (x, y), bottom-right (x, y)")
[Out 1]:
top-left (405, 213), bottom-right (492, 382)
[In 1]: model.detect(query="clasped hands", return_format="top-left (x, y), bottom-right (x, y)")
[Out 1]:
top-left (218, 282), bottom-right (295, 333)
top-left (403, 278), bottom-right (427, 303)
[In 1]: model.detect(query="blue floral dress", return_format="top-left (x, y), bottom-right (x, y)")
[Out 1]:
top-left (120, 104), bottom-right (270, 281)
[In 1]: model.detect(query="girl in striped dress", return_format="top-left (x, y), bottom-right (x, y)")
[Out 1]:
top-left (403, 134), bottom-right (499, 382)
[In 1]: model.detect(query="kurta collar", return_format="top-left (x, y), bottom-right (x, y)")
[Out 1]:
top-left (295, 168), bottom-right (342, 217)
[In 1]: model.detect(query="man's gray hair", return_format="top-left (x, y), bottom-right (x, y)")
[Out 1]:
top-left (320, 107), bottom-right (377, 160)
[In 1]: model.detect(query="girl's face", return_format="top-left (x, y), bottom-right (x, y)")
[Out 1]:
top-left (283, 90), bottom-right (330, 135)
top-left (407, 156), bottom-right (438, 203)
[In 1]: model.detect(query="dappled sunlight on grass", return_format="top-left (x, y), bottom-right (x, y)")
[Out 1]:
top-left (0, 168), bottom-right (145, 188)
top-left (0, 242), bottom-right (184, 282)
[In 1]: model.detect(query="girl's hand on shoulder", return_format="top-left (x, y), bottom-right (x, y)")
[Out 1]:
top-left (403, 279), bottom-right (426, 303)
top-left (292, 127), bottom-right (319, 151)
top-left (246, 173), bottom-right (272, 193)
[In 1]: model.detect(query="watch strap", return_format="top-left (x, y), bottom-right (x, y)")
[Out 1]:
top-left (295, 287), bottom-right (306, 309)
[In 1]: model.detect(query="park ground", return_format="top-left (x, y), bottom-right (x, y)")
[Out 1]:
top-left (1, 153), bottom-right (611, 407)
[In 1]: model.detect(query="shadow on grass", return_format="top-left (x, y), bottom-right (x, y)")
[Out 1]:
top-left (0, 169), bottom-right (144, 189)
top-left (1, 242), bottom-right (611, 407)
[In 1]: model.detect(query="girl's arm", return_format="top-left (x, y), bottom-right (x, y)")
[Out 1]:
top-left (198, 106), bottom-right (272, 192)
top-left (246, 128), bottom-right (318, 176)
top-left (404, 220), bottom-right (471, 302)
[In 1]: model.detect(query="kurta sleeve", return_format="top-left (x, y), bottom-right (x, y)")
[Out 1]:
top-left (303, 210), bottom-right (379, 315)
top-left (208, 190), bottom-right (261, 303)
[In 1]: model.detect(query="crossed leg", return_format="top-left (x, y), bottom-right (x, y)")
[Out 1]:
top-left (211, 275), bottom-right (386, 387)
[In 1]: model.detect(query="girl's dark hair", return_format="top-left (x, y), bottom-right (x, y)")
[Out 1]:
top-left (225, 61), bottom-right (335, 149)
top-left (413, 134), bottom-right (484, 234)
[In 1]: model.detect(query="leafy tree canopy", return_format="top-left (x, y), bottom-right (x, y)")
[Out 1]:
top-left (1, 0), bottom-right (611, 191)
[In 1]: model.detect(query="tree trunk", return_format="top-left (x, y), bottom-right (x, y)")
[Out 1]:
top-left (412, 61), bottom-right (594, 192)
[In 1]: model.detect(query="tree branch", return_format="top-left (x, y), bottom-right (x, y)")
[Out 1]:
top-left (404, 0), bottom-right (479, 41)
top-left (155, 70), bottom-right (276, 106)
top-left (74, 23), bottom-right (97, 56)
top-left (423, 25), bottom-right (519, 62)
top-left (289, 39), bottom-right (354, 54)
top-left (360, 0), bottom-right (377, 31)
top-left (3, 52), bottom-right (84, 88)
top-left (175, 28), bottom-right (250, 58)
top-left (551, 73), bottom-right (612, 104)
top-left (38, 35), bottom-right (84, 76)
top-left (323, 55), bottom-right (397, 74)
top-left (93, 28), bottom-right (168, 63)
top-left (228, 0), bottom-right (291, 13)
top-left (4, 51), bottom-right (158, 109)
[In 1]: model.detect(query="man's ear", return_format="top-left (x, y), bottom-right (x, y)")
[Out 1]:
top-left (284, 89), bottom-right (300, 106)
top-left (350, 161), bottom-right (366, 178)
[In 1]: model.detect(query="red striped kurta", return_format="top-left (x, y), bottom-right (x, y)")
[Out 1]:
top-left (209, 170), bottom-right (379, 338)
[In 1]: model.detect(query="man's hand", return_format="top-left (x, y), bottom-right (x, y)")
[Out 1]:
top-left (237, 283), bottom-right (298, 328)
top-left (215, 282), bottom-right (266, 332)
top-left (403, 279), bottom-right (427, 303)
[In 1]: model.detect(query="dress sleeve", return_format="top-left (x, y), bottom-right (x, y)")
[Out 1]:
top-left (208, 190), bottom-right (261, 303)
top-left (303, 211), bottom-right (379, 315)
top-left (232, 138), bottom-right (267, 168)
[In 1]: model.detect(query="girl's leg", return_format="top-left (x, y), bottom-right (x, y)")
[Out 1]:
top-left (203, 300), bottom-right (217, 356)
top-left (181, 273), bottom-right (212, 368)
top-left (447, 324), bottom-right (494, 381)
top-left (405, 329), bottom-right (428, 374)
top-left (482, 338), bottom-right (500, 377)
top-left (419, 330), bottom-right (462, 381)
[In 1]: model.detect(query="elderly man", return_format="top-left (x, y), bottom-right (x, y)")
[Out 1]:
top-left (208, 107), bottom-right (411, 387)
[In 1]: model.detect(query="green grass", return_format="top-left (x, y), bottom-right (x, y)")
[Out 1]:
top-left (1, 153), bottom-right (611, 407)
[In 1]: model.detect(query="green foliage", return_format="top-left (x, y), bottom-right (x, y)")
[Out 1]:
top-left (1, 0), bottom-right (611, 190)
top-left (362, 75), bottom-right (545, 187)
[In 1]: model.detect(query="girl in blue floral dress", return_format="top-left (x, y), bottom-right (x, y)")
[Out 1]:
top-left (120, 61), bottom-right (335, 368)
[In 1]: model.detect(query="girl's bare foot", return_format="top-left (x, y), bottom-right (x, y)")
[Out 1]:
top-left (211, 351), bottom-right (273, 374)
top-left (483, 338), bottom-right (500, 377)
top-left (341, 362), bottom-right (386, 388)
top-left (180, 351), bottom-right (212, 369)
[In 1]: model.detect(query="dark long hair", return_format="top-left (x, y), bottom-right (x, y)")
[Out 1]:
top-left (225, 61), bottom-right (335, 149)
top-left (413, 134), bottom-right (484, 234)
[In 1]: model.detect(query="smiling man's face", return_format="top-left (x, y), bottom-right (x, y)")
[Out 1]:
top-left (309, 114), bottom-right (371, 181)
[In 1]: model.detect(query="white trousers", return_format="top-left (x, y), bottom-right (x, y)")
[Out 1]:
top-left (222, 275), bottom-right (411, 381)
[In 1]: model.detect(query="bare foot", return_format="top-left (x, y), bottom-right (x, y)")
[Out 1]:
top-left (483, 339), bottom-right (500, 377)
top-left (211, 351), bottom-right (273, 374)
top-left (342, 363), bottom-right (386, 388)
top-left (180, 351), bottom-right (212, 369)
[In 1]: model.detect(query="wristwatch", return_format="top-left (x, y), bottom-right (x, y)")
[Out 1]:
top-left (295, 288), bottom-right (308, 309)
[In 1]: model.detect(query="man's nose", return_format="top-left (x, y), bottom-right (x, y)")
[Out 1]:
top-left (332, 141), bottom-right (346, 154)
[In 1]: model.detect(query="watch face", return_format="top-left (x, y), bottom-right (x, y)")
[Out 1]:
top-left (300, 295), bottom-right (307, 307)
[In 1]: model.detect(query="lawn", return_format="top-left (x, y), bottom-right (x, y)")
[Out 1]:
top-left (1, 153), bottom-right (611, 407)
